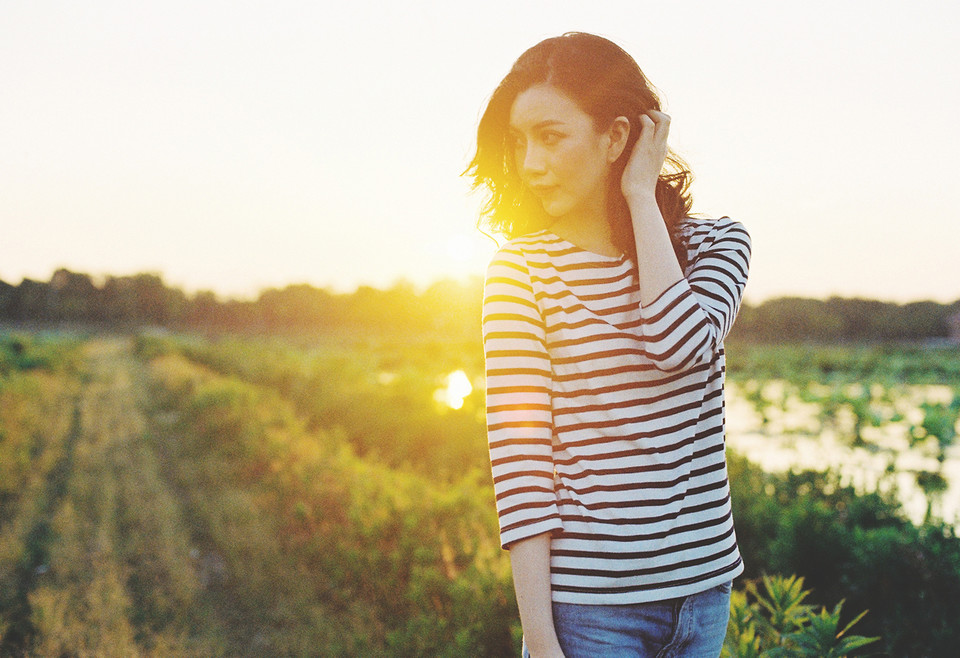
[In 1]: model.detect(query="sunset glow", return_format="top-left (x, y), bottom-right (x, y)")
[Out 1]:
top-left (1, 2), bottom-right (958, 302)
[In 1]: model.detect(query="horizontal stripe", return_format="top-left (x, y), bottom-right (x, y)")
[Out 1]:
top-left (552, 524), bottom-right (736, 561)
top-left (483, 217), bottom-right (751, 604)
top-left (560, 491), bottom-right (732, 528)
top-left (552, 541), bottom-right (739, 579)
top-left (552, 557), bottom-right (743, 597)
top-left (558, 507), bottom-right (733, 543)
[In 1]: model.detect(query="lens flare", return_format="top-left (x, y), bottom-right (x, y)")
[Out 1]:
top-left (434, 369), bottom-right (473, 410)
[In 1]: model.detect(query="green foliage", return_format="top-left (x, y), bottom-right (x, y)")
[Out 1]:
top-left (0, 336), bottom-right (80, 504)
top-left (143, 333), bottom-right (488, 481)
top-left (747, 574), bottom-right (811, 642)
top-left (912, 399), bottom-right (960, 457)
top-left (0, 332), bottom-right (82, 378)
top-left (781, 604), bottom-right (877, 658)
top-left (147, 333), bottom-right (960, 656)
top-left (0, 336), bottom-right (83, 652)
top-left (6, 332), bottom-right (960, 655)
top-left (724, 575), bottom-right (878, 657)
top-left (143, 346), bottom-right (516, 655)
top-left (726, 343), bottom-right (960, 386)
top-left (728, 452), bottom-right (960, 656)
top-left (133, 334), bottom-right (960, 656)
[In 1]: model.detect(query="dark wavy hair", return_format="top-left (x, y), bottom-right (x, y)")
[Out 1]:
top-left (465, 32), bottom-right (697, 268)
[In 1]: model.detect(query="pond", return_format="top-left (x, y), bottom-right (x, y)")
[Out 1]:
top-left (725, 380), bottom-right (960, 525)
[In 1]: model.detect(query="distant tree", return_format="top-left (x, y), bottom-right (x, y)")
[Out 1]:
top-left (102, 276), bottom-right (139, 323)
top-left (47, 269), bottom-right (99, 322)
top-left (729, 297), bottom-right (957, 343)
top-left (258, 284), bottom-right (335, 331)
top-left (185, 291), bottom-right (224, 328)
top-left (0, 279), bottom-right (15, 319)
top-left (220, 299), bottom-right (260, 331)
top-left (10, 279), bottom-right (48, 322)
top-left (824, 297), bottom-right (892, 340)
top-left (165, 286), bottom-right (189, 326)
top-left (344, 282), bottom-right (421, 333)
top-left (129, 273), bottom-right (170, 324)
top-left (738, 298), bottom-right (843, 342)
top-left (0, 265), bottom-right (956, 343)
top-left (898, 301), bottom-right (948, 340)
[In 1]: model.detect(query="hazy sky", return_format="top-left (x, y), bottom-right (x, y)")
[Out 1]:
top-left (2, 1), bottom-right (958, 302)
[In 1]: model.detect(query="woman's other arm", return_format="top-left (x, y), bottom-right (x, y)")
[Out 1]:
top-left (511, 533), bottom-right (565, 657)
top-left (482, 244), bottom-right (564, 655)
top-left (482, 245), bottom-right (562, 546)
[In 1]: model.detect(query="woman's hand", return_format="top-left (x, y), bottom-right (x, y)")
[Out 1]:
top-left (622, 110), bottom-right (683, 304)
top-left (620, 110), bottom-right (671, 203)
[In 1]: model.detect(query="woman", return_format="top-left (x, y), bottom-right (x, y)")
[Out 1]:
top-left (467, 33), bottom-right (751, 657)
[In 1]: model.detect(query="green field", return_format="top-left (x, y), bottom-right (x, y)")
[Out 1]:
top-left (1, 332), bottom-right (958, 656)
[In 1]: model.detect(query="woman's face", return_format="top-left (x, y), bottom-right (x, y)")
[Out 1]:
top-left (508, 83), bottom-right (615, 221)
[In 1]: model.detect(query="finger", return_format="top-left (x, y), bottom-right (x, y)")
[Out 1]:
top-left (646, 111), bottom-right (671, 139)
top-left (637, 114), bottom-right (655, 137)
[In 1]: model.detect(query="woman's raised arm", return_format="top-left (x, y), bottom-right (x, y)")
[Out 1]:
top-left (622, 112), bottom-right (751, 372)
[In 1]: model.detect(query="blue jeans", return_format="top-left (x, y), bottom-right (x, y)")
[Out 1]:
top-left (522, 581), bottom-right (731, 657)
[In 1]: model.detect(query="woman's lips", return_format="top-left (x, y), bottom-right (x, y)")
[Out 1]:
top-left (530, 185), bottom-right (558, 196)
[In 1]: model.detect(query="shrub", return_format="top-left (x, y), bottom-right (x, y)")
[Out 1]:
top-left (724, 575), bottom-right (878, 657)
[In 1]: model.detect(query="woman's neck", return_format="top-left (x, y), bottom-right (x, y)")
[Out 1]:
top-left (549, 209), bottom-right (621, 258)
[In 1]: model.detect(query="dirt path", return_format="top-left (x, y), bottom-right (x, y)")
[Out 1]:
top-left (3, 336), bottom-right (369, 655)
top-left (1, 338), bottom-right (234, 655)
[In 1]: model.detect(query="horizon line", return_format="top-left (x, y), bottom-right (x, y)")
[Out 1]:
top-left (2, 266), bottom-right (958, 308)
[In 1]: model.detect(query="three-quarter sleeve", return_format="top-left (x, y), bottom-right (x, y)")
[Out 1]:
top-left (640, 219), bottom-right (752, 372)
top-left (482, 246), bottom-right (562, 549)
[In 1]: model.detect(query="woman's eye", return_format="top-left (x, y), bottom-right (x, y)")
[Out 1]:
top-left (541, 132), bottom-right (564, 146)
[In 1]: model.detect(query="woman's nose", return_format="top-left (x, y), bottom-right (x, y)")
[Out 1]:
top-left (521, 143), bottom-right (547, 176)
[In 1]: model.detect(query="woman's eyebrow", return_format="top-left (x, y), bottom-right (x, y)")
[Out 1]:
top-left (533, 119), bottom-right (564, 130)
top-left (509, 119), bottom-right (565, 132)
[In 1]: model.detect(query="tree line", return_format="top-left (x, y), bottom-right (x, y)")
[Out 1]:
top-left (2, 268), bottom-right (958, 342)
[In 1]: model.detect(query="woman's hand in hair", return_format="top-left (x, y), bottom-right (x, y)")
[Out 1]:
top-left (623, 111), bottom-right (683, 305)
top-left (620, 110), bottom-right (671, 203)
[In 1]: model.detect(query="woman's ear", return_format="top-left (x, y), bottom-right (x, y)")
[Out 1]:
top-left (607, 116), bottom-right (631, 163)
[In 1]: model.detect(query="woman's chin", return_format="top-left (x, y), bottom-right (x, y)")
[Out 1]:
top-left (540, 199), bottom-right (570, 218)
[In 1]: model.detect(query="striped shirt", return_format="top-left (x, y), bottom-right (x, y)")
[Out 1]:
top-left (482, 217), bottom-right (751, 604)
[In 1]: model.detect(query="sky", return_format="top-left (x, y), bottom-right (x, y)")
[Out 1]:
top-left (2, 0), bottom-right (959, 303)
